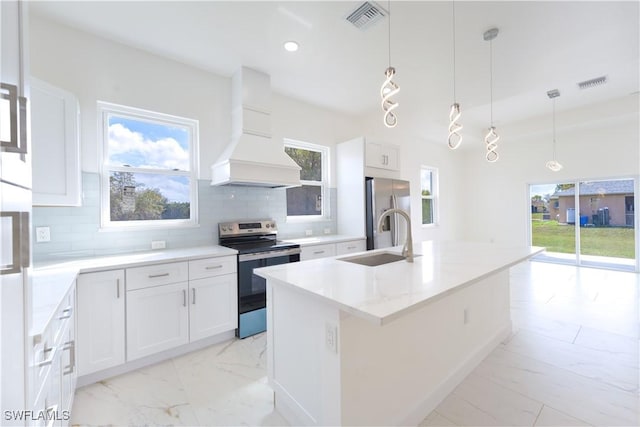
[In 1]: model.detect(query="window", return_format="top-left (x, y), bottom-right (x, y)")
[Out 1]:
top-left (421, 167), bottom-right (438, 225)
top-left (99, 102), bottom-right (199, 228)
top-left (284, 140), bottom-right (328, 218)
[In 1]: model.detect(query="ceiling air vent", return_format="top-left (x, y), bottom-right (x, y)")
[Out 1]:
top-left (577, 75), bottom-right (608, 90)
top-left (346, 1), bottom-right (387, 30)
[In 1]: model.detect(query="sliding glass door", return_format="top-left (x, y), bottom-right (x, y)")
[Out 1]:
top-left (530, 183), bottom-right (577, 264)
top-left (530, 178), bottom-right (637, 271)
top-left (578, 179), bottom-right (635, 270)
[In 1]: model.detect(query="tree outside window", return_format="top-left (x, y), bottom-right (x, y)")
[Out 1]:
top-left (99, 102), bottom-right (198, 228)
top-left (284, 140), bottom-right (328, 217)
top-left (421, 167), bottom-right (437, 225)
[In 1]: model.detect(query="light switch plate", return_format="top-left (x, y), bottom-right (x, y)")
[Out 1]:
top-left (305, 229), bottom-right (313, 236)
top-left (35, 227), bottom-right (51, 243)
top-left (151, 240), bottom-right (166, 250)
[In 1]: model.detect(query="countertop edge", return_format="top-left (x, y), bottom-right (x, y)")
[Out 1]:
top-left (30, 245), bottom-right (239, 338)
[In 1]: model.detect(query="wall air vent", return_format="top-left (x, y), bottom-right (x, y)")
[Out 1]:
top-left (346, 1), bottom-right (387, 30)
top-left (577, 75), bottom-right (608, 90)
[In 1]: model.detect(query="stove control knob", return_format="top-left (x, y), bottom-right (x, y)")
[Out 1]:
top-left (265, 223), bottom-right (270, 228)
top-left (221, 226), bottom-right (227, 232)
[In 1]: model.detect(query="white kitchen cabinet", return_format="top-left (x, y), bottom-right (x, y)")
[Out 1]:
top-left (337, 137), bottom-right (402, 236)
top-left (300, 243), bottom-right (336, 261)
top-left (127, 257), bottom-right (237, 360)
top-left (77, 270), bottom-right (125, 376)
top-left (126, 281), bottom-right (189, 361)
top-left (189, 275), bottom-right (237, 341)
top-left (31, 77), bottom-right (81, 206)
top-left (365, 142), bottom-right (399, 171)
top-left (0, 0), bottom-right (31, 189)
top-left (188, 256), bottom-right (237, 341)
top-left (335, 239), bottom-right (366, 256)
top-left (29, 282), bottom-right (76, 427)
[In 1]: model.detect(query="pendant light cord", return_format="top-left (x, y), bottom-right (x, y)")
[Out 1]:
top-left (452, 0), bottom-right (457, 102)
top-left (552, 98), bottom-right (557, 159)
top-left (388, 0), bottom-right (392, 67)
top-left (489, 38), bottom-right (494, 126)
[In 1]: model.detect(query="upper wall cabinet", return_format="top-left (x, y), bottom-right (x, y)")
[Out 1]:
top-left (365, 142), bottom-right (399, 171)
top-left (31, 77), bottom-right (81, 206)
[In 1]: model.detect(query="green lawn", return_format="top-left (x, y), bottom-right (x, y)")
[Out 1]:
top-left (532, 220), bottom-right (635, 259)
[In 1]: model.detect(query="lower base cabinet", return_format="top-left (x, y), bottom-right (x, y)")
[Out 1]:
top-left (30, 283), bottom-right (76, 427)
top-left (126, 282), bottom-right (190, 361)
top-left (189, 275), bottom-right (237, 341)
top-left (77, 270), bottom-right (125, 376)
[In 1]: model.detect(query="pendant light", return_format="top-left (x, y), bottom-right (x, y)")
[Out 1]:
top-left (448, 1), bottom-right (462, 149)
top-left (546, 89), bottom-right (563, 171)
top-left (380, 0), bottom-right (399, 128)
top-left (483, 28), bottom-right (499, 162)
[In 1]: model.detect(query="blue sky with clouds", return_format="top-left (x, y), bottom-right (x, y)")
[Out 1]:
top-left (108, 115), bottom-right (191, 203)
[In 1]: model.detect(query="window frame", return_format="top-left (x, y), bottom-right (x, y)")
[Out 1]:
top-left (420, 166), bottom-right (439, 227)
top-left (284, 139), bottom-right (329, 221)
top-left (98, 101), bottom-right (199, 230)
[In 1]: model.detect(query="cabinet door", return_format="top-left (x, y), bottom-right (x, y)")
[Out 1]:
top-left (31, 77), bottom-right (81, 206)
top-left (189, 274), bottom-right (238, 341)
top-left (365, 142), bottom-right (399, 171)
top-left (77, 270), bottom-right (125, 376)
top-left (0, 0), bottom-right (31, 189)
top-left (300, 243), bottom-right (336, 261)
top-left (335, 239), bottom-right (366, 256)
top-left (126, 282), bottom-right (189, 361)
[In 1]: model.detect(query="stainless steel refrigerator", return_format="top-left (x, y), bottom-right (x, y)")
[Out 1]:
top-left (365, 177), bottom-right (410, 250)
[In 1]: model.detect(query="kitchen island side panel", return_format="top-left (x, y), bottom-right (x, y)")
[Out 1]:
top-left (340, 269), bottom-right (511, 425)
top-left (267, 279), bottom-right (342, 426)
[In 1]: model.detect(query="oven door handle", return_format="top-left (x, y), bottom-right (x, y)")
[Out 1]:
top-left (238, 248), bottom-right (301, 262)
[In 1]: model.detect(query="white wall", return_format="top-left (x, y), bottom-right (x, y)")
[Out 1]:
top-left (458, 95), bottom-right (640, 248)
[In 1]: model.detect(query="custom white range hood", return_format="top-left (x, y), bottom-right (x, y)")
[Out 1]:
top-left (211, 67), bottom-right (301, 188)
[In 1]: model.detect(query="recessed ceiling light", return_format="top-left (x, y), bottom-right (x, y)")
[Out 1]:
top-left (283, 41), bottom-right (299, 52)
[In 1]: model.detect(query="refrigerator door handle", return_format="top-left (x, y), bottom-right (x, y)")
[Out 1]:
top-left (1, 211), bottom-right (29, 275)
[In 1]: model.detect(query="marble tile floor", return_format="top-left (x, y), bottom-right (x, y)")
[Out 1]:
top-left (71, 261), bottom-right (639, 426)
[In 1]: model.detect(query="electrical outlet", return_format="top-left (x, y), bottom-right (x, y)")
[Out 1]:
top-left (151, 240), bottom-right (166, 250)
top-left (324, 228), bottom-right (331, 234)
top-left (35, 227), bottom-right (51, 243)
top-left (325, 322), bottom-right (338, 353)
top-left (305, 229), bottom-right (313, 236)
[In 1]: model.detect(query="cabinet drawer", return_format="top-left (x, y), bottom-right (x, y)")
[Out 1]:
top-left (189, 256), bottom-right (237, 280)
top-left (336, 240), bottom-right (366, 256)
top-left (301, 243), bottom-right (336, 261)
top-left (126, 261), bottom-right (188, 291)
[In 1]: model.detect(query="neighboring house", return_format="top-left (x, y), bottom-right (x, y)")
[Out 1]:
top-left (550, 180), bottom-right (635, 227)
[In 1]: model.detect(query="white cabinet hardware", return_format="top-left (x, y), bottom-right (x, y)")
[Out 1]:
top-left (37, 346), bottom-right (57, 367)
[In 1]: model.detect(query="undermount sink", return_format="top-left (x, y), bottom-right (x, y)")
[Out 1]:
top-left (338, 252), bottom-right (407, 267)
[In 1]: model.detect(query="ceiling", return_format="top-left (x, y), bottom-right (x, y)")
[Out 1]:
top-left (30, 1), bottom-right (639, 141)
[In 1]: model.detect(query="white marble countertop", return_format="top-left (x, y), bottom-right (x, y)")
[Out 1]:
top-left (30, 245), bottom-right (238, 338)
top-left (254, 240), bottom-right (544, 325)
top-left (282, 234), bottom-right (365, 246)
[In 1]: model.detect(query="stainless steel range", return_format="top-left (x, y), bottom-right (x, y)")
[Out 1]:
top-left (218, 219), bottom-right (300, 338)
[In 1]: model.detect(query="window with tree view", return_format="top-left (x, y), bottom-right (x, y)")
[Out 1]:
top-left (100, 102), bottom-right (198, 227)
top-left (421, 167), bottom-right (437, 225)
top-left (284, 140), bottom-right (327, 217)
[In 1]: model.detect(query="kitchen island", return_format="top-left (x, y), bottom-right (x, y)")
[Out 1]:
top-left (254, 240), bottom-right (543, 426)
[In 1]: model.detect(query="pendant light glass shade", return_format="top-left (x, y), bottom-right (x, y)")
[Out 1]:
top-left (484, 126), bottom-right (499, 162)
top-left (448, 103), bottom-right (462, 149)
top-left (381, 0), bottom-right (399, 128)
top-left (484, 28), bottom-right (499, 162)
top-left (546, 89), bottom-right (563, 171)
top-left (381, 66), bottom-right (399, 127)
